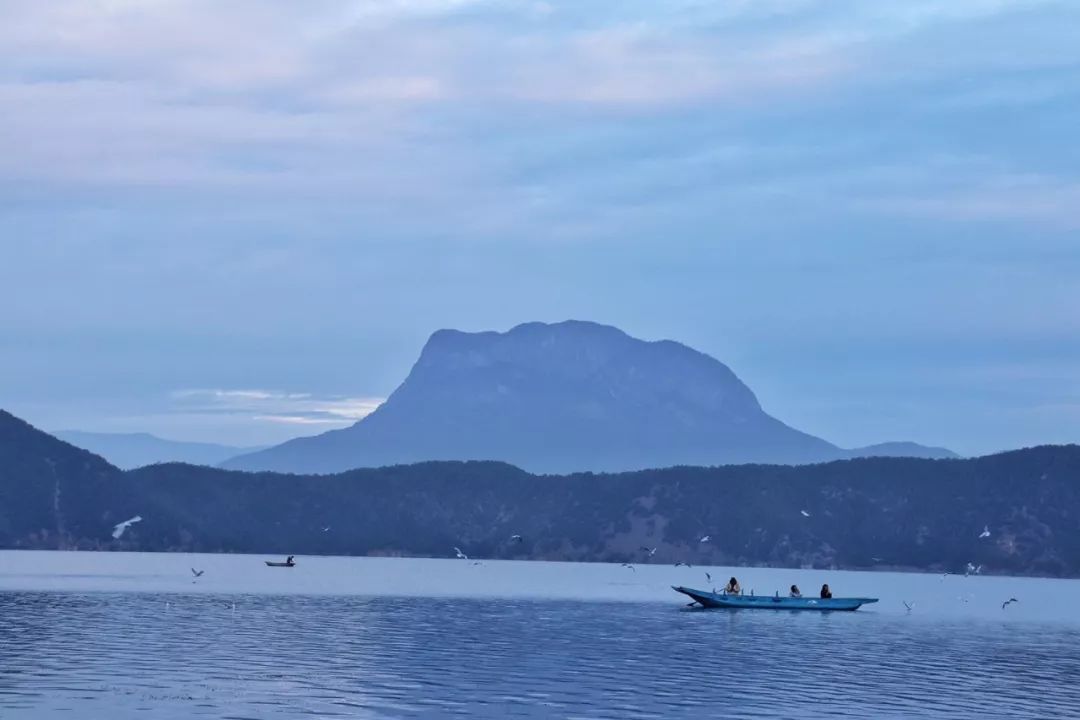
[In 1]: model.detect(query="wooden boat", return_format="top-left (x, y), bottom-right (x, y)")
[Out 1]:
top-left (264, 561), bottom-right (295, 567)
top-left (674, 586), bottom-right (877, 611)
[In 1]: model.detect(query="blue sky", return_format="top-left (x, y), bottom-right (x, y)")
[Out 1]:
top-left (1, 0), bottom-right (1078, 454)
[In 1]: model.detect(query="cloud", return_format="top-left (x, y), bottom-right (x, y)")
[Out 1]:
top-left (171, 388), bottom-right (384, 426)
top-left (859, 170), bottom-right (1080, 230)
top-left (0, 0), bottom-right (858, 193)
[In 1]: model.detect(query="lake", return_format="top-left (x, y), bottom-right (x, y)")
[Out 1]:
top-left (2, 551), bottom-right (1079, 718)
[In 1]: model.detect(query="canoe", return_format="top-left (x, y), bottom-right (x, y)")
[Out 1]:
top-left (265, 561), bottom-right (295, 567)
top-left (674, 586), bottom-right (877, 611)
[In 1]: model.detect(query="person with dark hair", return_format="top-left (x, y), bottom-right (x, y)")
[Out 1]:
top-left (724, 577), bottom-right (741, 595)
top-left (790, 584), bottom-right (802, 598)
top-left (286, 555), bottom-right (295, 567)
top-left (820, 583), bottom-right (832, 599)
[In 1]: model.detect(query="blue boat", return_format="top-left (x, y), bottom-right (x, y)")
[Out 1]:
top-left (674, 586), bottom-right (878, 611)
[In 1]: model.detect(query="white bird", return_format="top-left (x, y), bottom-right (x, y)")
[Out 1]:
top-left (111, 515), bottom-right (142, 539)
top-left (979, 525), bottom-right (991, 539)
top-left (699, 535), bottom-right (710, 543)
top-left (191, 568), bottom-right (204, 578)
top-left (453, 547), bottom-right (468, 560)
top-left (1002, 597), bottom-right (1019, 609)
top-left (510, 534), bottom-right (523, 543)
top-left (800, 510), bottom-right (811, 518)
top-left (322, 526), bottom-right (331, 532)
top-left (965, 562), bottom-right (982, 576)
top-left (640, 546), bottom-right (657, 556)
top-left (674, 561), bottom-right (691, 568)
top-left (902, 601), bottom-right (913, 612)
top-left (621, 563), bottom-right (636, 572)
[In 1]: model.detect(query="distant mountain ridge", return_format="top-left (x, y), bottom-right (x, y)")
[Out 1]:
top-left (0, 409), bottom-right (1075, 577)
top-left (844, 441), bottom-right (957, 460)
top-left (55, 430), bottom-right (263, 470)
top-left (224, 320), bottom-right (955, 474)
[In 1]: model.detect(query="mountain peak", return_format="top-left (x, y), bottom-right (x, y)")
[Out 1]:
top-left (224, 321), bottom-right (839, 474)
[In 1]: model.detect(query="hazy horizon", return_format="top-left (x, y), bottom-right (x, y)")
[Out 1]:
top-left (2, 1), bottom-right (1079, 455)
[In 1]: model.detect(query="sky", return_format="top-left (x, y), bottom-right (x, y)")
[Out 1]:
top-left (1, 0), bottom-right (1078, 454)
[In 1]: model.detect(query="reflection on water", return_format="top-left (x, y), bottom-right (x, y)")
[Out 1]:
top-left (2, 590), bottom-right (1079, 719)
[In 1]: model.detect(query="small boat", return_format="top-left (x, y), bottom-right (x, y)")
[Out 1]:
top-left (265, 556), bottom-right (296, 568)
top-left (674, 586), bottom-right (877, 611)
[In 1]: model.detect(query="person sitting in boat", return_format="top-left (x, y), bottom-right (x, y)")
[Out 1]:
top-left (724, 577), bottom-right (741, 595)
top-left (286, 555), bottom-right (295, 567)
top-left (820, 583), bottom-right (832, 599)
top-left (789, 584), bottom-right (802, 598)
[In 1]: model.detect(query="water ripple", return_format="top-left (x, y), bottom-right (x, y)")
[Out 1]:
top-left (1, 592), bottom-right (1078, 719)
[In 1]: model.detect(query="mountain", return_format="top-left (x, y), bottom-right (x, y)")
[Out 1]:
top-left (55, 430), bottom-right (262, 470)
top-left (844, 442), bottom-right (958, 460)
top-left (0, 411), bottom-right (135, 549)
top-left (1, 410), bottom-right (1078, 576)
top-left (224, 320), bottom-right (952, 474)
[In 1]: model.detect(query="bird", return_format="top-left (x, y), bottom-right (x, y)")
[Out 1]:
top-left (871, 557), bottom-right (884, 563)
top-left (705, 572), bottom-right (712, 583)
top-left (800, 510), bottom-right (811, 518)
top-left (111, 515), bottom-right (142, 539)
top-left (965, 562), bottom-right (982, 576)
top-left (453, 547), bottom-right (468, 560)
top-left (1002, 598), bottom-right (1019, 609)
top-left (902, 601), bottom-right (913, 612)
top-left (471, 561), bottom-right (483, 566)
top-left (674, 561), bottom-right (691, 568)
top-left (640, 546), bottom-right (657, 557)
top-left (621, 563), bottom-right (636, 572)
top-left (510, 534), bottom-right (523, 543)
top-left (699, 535), bottom-right (710, 543)
top-left (191, 568), bottom-right (204, 578)
top-left (322, 526), bottom-right (331, 532)
top-left (979, 525), bottom-right (991, 539)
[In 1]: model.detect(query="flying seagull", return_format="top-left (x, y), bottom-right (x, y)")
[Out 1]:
top-left (800, 510), bottom-right (811, 518)
top-left (1002, 598), bottom-right (1019, 609)
top-left (705, 572), bottom-right (712, 583)
top-left (902, 601), bottom-right (913, 612)
top-left (699, 535), bottom-right (710, 543)
top-left (322, 526), bottom-right (331, 532)
top-left (621, 563), bottom-right (636, 572)
top-left (454, 547), bottom-right (468, 560)
top-left (112, 515), bottom-right (142, 539)
top-left (640, 546), bottom-right (657, 557)
top-left (965, 562), bottom-right (982, 576)
top-left (979, 525), bottom-right (991, 539)
top-left (191, 568), bottom-right (204, 578)
top-left (510, 534), bottom-right (523, 543)
top-left (674, 561), bottom-right (692, 568)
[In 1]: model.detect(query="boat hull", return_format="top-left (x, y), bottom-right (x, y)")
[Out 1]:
top-left (265, 561), bottom-right (295, 567)
top-left (674, 586), bottom-right (877, 611)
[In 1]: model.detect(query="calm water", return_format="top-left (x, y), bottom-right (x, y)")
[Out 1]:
top-left (2, 552), bottom-right (1079, 719)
